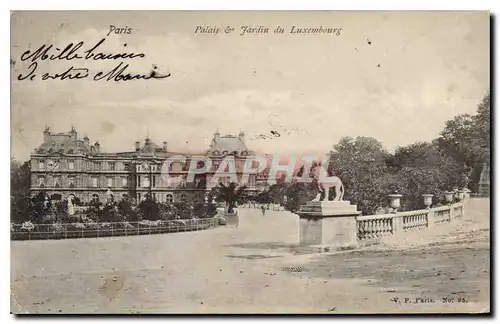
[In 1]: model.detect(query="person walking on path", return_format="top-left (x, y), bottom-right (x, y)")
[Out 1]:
top-left (261, 205), bottom-right (266, 216)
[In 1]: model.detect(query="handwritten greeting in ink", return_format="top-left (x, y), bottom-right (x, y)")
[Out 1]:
top-left (16, 38), bottom-right (171, 82)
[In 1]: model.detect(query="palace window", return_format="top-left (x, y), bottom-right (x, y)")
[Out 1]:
top-left (141, 176), bottom-right (150, 188)
top-left (69, 177), bottom-right (75, 188)
top-left (180, 193), bottom-right (187, 202)
top-left (107, 177), bottom-right (113, 187)
top-left (68, 161), bottom-right (75, 170)
top-left (37, 176), bottom-right (45, 187)
top-left (122, 177), bottom-right (128, 187)
top-left (53, 177), bottom-right (60, 188)
top-left (92, 177), bottom-right (98, 188)
top-left (166, 194), bottom-right (174, 203)
top-left (38, 161), bottom-right (44, 170)
top-left (109, 162), bottom-right (115, 171)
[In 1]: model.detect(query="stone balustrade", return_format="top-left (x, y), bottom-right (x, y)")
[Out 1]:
top-left (356, 202), bottom-right (465, 243)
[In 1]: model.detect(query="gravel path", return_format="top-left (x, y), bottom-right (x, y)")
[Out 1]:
top-left (11, 198), bottom-right (490, 314)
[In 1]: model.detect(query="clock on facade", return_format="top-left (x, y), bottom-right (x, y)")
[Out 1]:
top-left (46, 159), bottom-right (60, 170)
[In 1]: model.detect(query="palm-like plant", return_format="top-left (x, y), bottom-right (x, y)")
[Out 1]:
top-left (214, 182), bottom-right (247, 214)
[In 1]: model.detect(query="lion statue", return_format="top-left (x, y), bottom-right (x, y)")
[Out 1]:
top-left (310, 163), bottom-right (344, 202)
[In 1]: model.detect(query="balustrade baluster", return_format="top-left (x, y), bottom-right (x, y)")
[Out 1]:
top-left (368, 220), bottom-right (374, 239)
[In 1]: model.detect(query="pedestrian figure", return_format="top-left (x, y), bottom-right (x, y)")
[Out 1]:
top-left (261, 205), bottom-right (266, 216)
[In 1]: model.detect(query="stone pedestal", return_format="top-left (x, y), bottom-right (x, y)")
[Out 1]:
top-left (296, 201), bottom-right (361, 251)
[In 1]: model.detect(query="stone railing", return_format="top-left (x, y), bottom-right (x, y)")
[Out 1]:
top-left (356, 202), bottom-right (465, 243)
top-left (295, 189), bottom-right (471, 252)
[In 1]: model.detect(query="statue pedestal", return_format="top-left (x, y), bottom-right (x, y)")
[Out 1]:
top-left (296, 201), bottom-right (361, 251)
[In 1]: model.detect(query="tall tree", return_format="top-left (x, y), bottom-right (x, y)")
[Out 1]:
top-left (436, 93), bottom-right (490, 191)
top-left (11, 158), bottom-right (32, 223)
top-left (474, 93), bottom-right (491, 161)
top-left (329, 136), bottom-right (391, 215)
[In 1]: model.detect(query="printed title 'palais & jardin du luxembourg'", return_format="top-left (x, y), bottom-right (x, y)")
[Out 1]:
top-left (29, 127), bottom-right (261, 203)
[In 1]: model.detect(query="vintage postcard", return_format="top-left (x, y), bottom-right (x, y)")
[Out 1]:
top-left (10, 11), bottom-right (490, 314)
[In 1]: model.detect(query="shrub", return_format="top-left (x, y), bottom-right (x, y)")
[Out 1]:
top-left (21, 221), bottom-right (35, 231)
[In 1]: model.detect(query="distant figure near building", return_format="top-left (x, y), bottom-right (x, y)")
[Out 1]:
top-left (478, 162), bottom-right (490, 197)
top-left (261, 205), bottom-right (266, 216)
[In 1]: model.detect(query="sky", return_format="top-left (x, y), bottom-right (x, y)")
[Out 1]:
top-left (10, 11), bottom-right (490, 162)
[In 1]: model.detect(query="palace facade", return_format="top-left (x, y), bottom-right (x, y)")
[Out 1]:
top-left (29, 127), bottom-right (258, 203)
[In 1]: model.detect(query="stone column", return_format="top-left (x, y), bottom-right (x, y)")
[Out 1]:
top-left (296, 201), bottom-right (361, 251)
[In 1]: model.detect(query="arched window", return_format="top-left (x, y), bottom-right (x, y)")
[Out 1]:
top-left (166, 194), bottom-right (174, 203)
top-left (180, 193), bottom-right (187, 202)
top-left (213, 150), bottom-right (220, 156)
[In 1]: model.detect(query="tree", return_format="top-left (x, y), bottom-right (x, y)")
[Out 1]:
top-left (283, 181), bottom-right (317, 212)
top-left (474, 93), bottom-right (491, 160)
top-left (436, 93), bottom-right (491, 192)
top-left (138, 194), bottom-right (160, 221)
top-left (389, 142), bottom-right (466, 209)
top-left (213, 182), bottom-right (247, 214)
top-left (11, 158), bottom-right (32, 223)
top-left (329, 136), bottom-right (391, 215)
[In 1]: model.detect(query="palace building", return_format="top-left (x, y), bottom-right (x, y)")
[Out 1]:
top-left (29, 127), bottom-right (258, 203)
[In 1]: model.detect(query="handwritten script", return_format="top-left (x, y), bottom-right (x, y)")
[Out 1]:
top-left (16, 38), bottom-right (171, 82)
